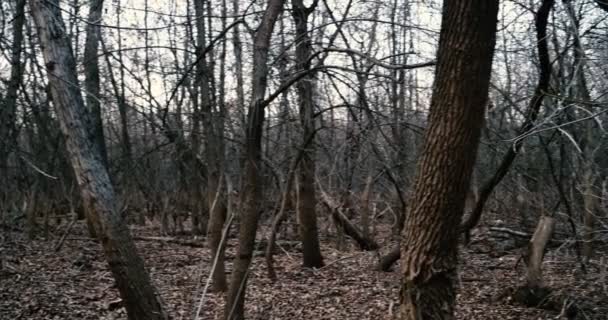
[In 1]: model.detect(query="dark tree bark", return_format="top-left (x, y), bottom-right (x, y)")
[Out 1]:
top-left (398, 1), bottom-right (499, 319)
top-left (0, 0), bottom-right (26, 193)
top-left (83, 0), bottom-right (108, 167)
top-left (292, 0), bottom-right (324, 268)
top-left (460, 0), bottom-right (554, 240)
top-left (28, 1), bottom-right (168, 319)
top-left (224, 0), bottom-right (284, 319)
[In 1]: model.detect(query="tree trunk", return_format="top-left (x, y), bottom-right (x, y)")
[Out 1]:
top-left (524, 215), bottom-right (555, 289)
top-left (83, 0), bottom-right (108, 168)
top-left (292, 0), bottom-right (324, 269)
top-left (582, 171), bottom-right (595, 262)
top-left (194, 0), bottom-right (228, 292)
top-left (0, 0), bottom-right (26, 198)
top-left (512, 214), bottom-right (555, 308)
top-left (398, 1), bottom-right (499, 319)
top-left (29, 1), bottom-right (168, 319)
top-left (224, 0), bottom-right (284, 319)
top-left (361, 173), bottom-right (373, 239)
top-left (460, 0), bottom-right (554, 239)
top-left (231, 0), bottom-right (246, 127)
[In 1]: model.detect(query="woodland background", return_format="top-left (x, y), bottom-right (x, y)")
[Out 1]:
top-left (0, 0), bottom-right (607, 319)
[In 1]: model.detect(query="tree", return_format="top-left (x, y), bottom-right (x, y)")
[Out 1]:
top-left (28, 1), bottom-right (168, 319)
top-left (0, 0), bottom-right (26, 199)
top-left (224, 0), bottom-right (285, 318)
top-left (398, 1), bottom-right (499, 319)
top-left (292, 0), bottom-right (324, 268)
top-left (195, 0), bottom-right (229, 291)
top-left (460, 0), bottom-right (555, 240)
top-left (83, 0), bottom-right (108, 167)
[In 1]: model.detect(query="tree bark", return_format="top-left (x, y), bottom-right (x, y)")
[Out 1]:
top-left (292, 0), bottom-right (324, 269)
top-left (83, 0), bottom-right (108, 167)
top-left (0, 0), bottom-right (26, 196)
top-left (460, 0), bottom-right (554, 240)
top-left (193, 0), bottom-right (228, 292)
top-left (511, 214), bottom-right (555, 308)
top-left (28, 1), bottom-right (168, 319)
top-left (224, 0), bottom-right (284, 319)
top-left (231, 0), bottom-right (246, 126)
top-left (524, 215), bottom-right (555, 288)
top-left (399, 1), bottom-right (499, 319)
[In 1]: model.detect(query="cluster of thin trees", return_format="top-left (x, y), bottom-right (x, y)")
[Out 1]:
top-left (1, 0), bottom-right (607, 318)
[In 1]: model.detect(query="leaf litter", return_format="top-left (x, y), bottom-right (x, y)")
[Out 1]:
top-left (1, 222), bottom-right (606, 319)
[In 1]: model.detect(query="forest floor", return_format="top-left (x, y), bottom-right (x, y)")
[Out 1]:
top-left (1, 220), bottom-right (607, 320)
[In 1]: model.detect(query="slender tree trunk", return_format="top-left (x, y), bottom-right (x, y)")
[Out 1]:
top-left (29, 1), bottom-right (168, 319)
top-left (224, 1), bottom-right (284, 318)
top-left (524, 215), bottom-right (555, 289)
top-left (204, 0), bottom-right (230, 292)
top-left (460, 0), bottom-right (554, 239)
top-left (195, 0), bottom-right (228, 292)
top-left (564, 0), bottom-right (597, 263)
top-left (0, 0), bottom-right (26, 198)
top-left (115, 0), bottom-right (133, 173)
top-left (83, 0), bottom-right (108, 168)
top-left (398, 1), bottom-right (499, 319)
top-left (231, 0), bottom-right (246, 127)
top-left (292, 0), bottom-right (324, 269)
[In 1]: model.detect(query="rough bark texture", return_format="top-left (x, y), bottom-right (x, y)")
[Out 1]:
top-left (398, 1), bottom-right (499, 319)
top-left (29, 1), bottom-right (168, 319)
top-left (83, 0), bottom-right (108, 167)
top-left (292, 0), bottom-right (324, 269)
top-left (460, 0), bottom-right (554, 240)
top-left (224, 0), bottom-right (284, 318)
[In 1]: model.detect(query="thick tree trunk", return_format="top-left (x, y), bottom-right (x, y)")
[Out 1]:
top-left (398, 1), bottom-right (499, 319)
top-left (224, 0), bottom-right (284, 318)
top-left (292, 0), bottom-right (324, 269)
top-left (29, 1), bottom-right (168, 319)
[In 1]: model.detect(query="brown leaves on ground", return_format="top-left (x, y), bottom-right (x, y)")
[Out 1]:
top-left (1, 223), bottom-right (606, 319)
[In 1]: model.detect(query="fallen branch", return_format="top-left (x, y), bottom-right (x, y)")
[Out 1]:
top-left (319, 189), bottom-right (379, 251)
top-left (132, 236), bottom-right (206, 248)
top-left (489, 227), bottom-right (531, 239)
